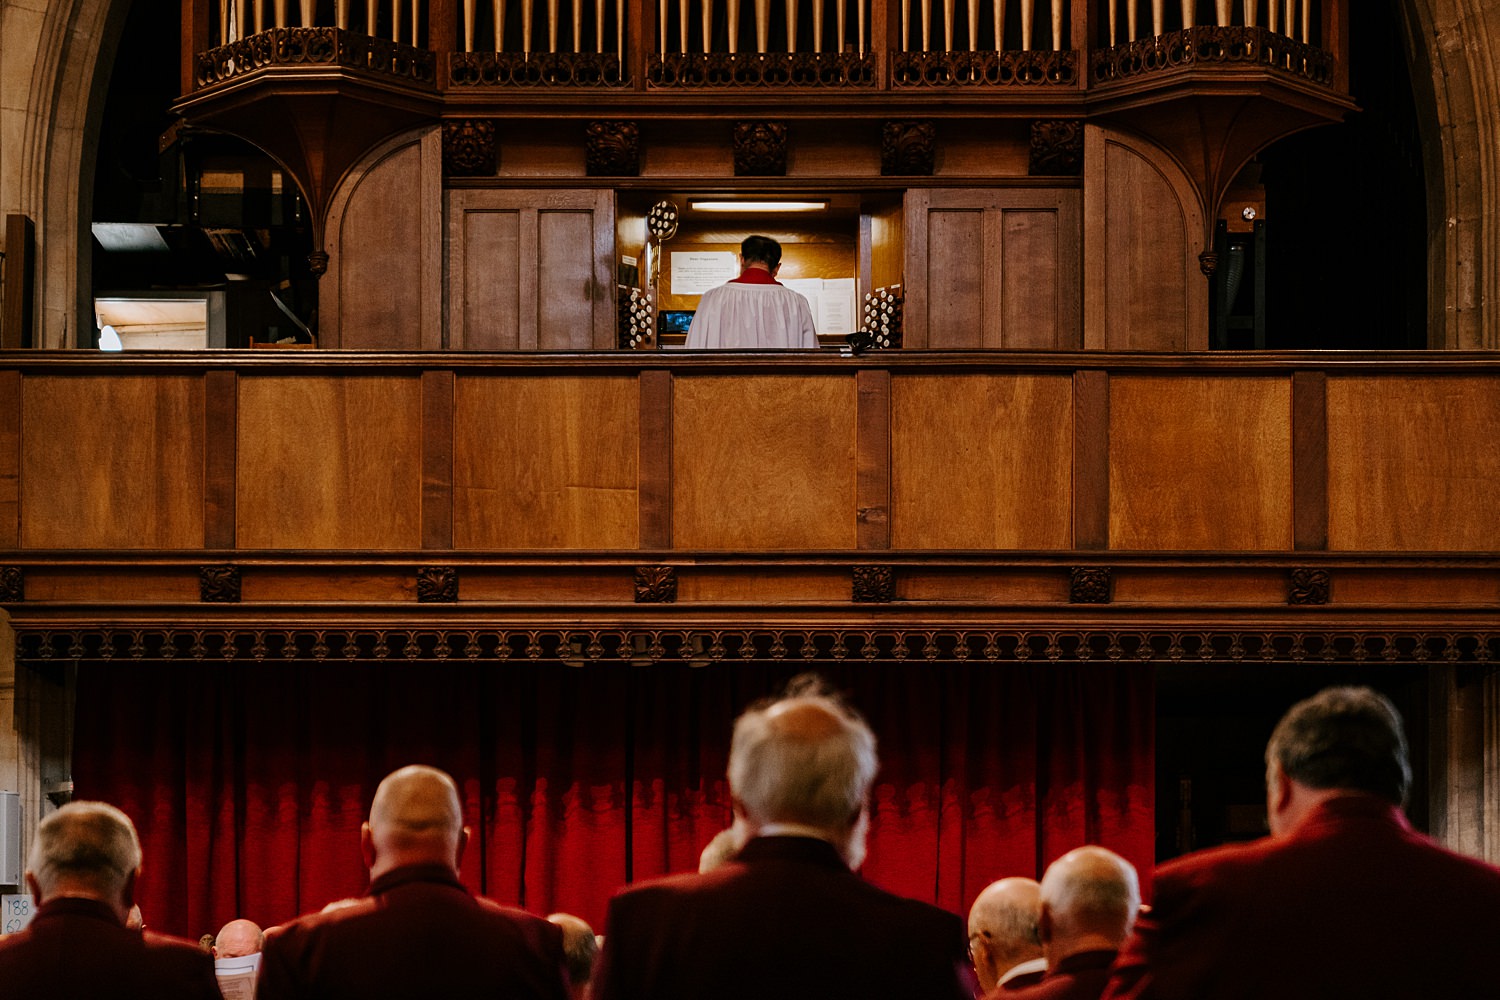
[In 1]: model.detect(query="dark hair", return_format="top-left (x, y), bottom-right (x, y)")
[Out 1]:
top-left (1266, 686), bottom-right (1411, 806)
top-left (740, 235), bottom-right (782, 269)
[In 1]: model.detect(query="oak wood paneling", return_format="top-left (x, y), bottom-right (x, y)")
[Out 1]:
top-left (22, 568), bottom-right (201, 603)
top-left (1327, 377), bottom-right (1500, 550)
top-left (856, 369), bottom-right (892, 549)
top-left (905, 188), bottom-right (1082, 349)
top-left (1334, 570), bottom-right (1500, 605)
top-left (236, 377), bottom-right (423, 549)
top-left (461, 568), bottom-right (636, 602)
top-left (1292, 371), bottom-right (1328, 550)
top-left (898, 569), bottom-right (1066, 602)
top-left (241, 569), bottom-right (415, 603)
top-left (453, 376), bottom-right (639, 549)
top-left (0, 371), bottom-right (18, 547)
top-left (675, 569), bottom-right (852, 603)
top-left (1073, 370), bottom-right (1109, 549)
top-left (1109, 376), bottom-right (1292, 550)
top-left (21, 376), bottom-right (205, 549)
top-left (673, 376), bottom-right (856, 550)
top-left (890, 374), bottom-right (1073, 549)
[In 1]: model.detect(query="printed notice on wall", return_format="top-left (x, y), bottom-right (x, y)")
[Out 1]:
top-left (671, 252), bottom-right (739, 295)
top-left (782, 277), bottom-right (858, 336)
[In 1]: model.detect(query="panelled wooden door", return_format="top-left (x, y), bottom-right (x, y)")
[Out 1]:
top-left (446, 189), bottom-right (617, 350)
top-left (903, 188), bottom-right (1082, 349)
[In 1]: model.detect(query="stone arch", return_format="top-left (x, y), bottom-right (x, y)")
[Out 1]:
top-left (1402, 0), bottom-right (1500, 348)
top-left (5, 0), bottom-right (128, 348)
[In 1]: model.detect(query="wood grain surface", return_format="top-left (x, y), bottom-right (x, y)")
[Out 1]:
top-left (890, 374), bottom-right (1073, 549)
top-left (21, 375), bottom-right (205, 549)
top-left (236, 376), bottom-right (422, 549)
top-left (1327, 376), bottom-right (1500, 550)
top-left (1109, 375), bottom-right (1292, 550)
top-left (453, 375), bottom-right (639, 549)
top-left (673, 375), bottom-right (857, 549)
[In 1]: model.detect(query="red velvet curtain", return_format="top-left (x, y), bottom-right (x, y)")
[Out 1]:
top-left (72, 659), bottom-right (1153, 940)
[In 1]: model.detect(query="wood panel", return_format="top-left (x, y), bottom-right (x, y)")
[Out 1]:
top-left (639, 370), bottom-right (674, 548)
top-left (1083, 125), bottom-right (1207, 350)
top-left (905, 188), bottom-right (1081, 349)
top-left (22, 568), bottom-right (201, 603)
top-left (856, 370), bottom-right (891, 549)
top-left (673, 376), bottom-right (857, 550)
top-left (461, 568), bottom-right (635, 602)
top-left (898, 569), bottom-right (1066, 602)
top-left (1109, 376), bottom-right (1292, 550)
top-left (1327, 377), bottom-right (1500, 550)
top-left (1111, 569), bottom-right (1287, 604)
top-left (21, 376), bottom-right (205, 549)
top-left (241, 569), bottom-right (415, 603)
top-left (236, 376), bottom-right (422, 549)
top-left (204, 370), bottom-right (237, 549)
top-left (422, 371), bottom-right (454, 549)
top-left (1072, 370), bottom-right (1109, 549)
top-left (452, 375), bottom-right (639, 549)
top-left (325, 131), bottom-right (442, 349)
top-left (890, 374), bottom-right (1073, 549)
top-left (675, 569), bottom-right (853, 602)
top-left (1335, 570), bottom-right (1500, 605)
top-left (447, 189), bottom-right (616, 350)
top-left (1292, 371), bottom-right (1327, 550)
top-left (0, 371), bottom-right (18, 547)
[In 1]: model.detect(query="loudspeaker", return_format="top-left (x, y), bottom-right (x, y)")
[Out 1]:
top-left (0, 793), bottom-right (21, 886)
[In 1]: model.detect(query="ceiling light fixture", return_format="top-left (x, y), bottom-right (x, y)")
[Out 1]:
top-left (689, 200), bottom-right (829, 213)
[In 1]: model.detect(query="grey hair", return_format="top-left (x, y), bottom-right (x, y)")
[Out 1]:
top-left (728, 685), bottom-right (878, 829)
top-left (27, 801), bottom-right (143, 898)
top-left (1266, 686), bottom-right (1411, 806)
top-left (1040, 847), bottom-right (1140, 941)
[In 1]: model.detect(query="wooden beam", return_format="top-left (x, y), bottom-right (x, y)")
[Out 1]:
top-left (856, 368), bottom-right (891, 549)
top-left (1292, 370), bottom-right (1328, 551)
top-left (1072, 368), bottom-right (1109, 549)
top-left (422, 370), bottom-right (455, 549)
top-left (0, 371), bottom-right (19, 549)
top-left (639, 368), bottom-right (673, 548)
top-left (204, 371), bottom-right (238, 549)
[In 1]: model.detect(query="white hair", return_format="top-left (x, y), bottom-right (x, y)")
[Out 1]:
top-left (1039, 846), bottom-right (1140, 943)
top-left (27, 801), bottom-right (143, 899)
top-left (728, 692), bottom-right (878, 830)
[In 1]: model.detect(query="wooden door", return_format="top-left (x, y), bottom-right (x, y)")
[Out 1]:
top-left (446, 189), bottom-right (616, 350)
top-left (903, 188), bottom-right (1081, 349)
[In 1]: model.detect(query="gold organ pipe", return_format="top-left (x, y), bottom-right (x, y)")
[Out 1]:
top-left (254, 0), bottom-right (264, 33)
top-left (549, 0), bottom-right (559, 51)
top-left (1284, 0), bottom-right (1294, 38)
top-left (1215, 0), bottom-right (1231, 26)
top-left (1050, 0), bottom-right (1061, 48)
top-left (995, 0), bottom-right (1005, 52)
top-left (1151, 0), bottom-right (1163, 37)
top-left (813, 0), bottom-right (824, 53)
top-left (300, 0), bottom-right (313, 25)
top-left (391, 0), bottom-right (400, 40)
top-left (857, 0), bottom-right (865, 54)
top-left (367, 0), bottom-right (377, 35)
top-left (1020, 0), bottom-right (1031, 50)
top-left (1301, 0), bottom-right (1309, 41)
top-left (756, 0), bottom-right (769, 52)
top-left (494, 0), bottom-right (505, 49)
top-left (595, 0), bottom-right (604, 51)
top-left (219, 0), bottom-right (229, 42)
top-left (679, 0), bottom-right (690, 52)
top-left (727, 0), bottom-right (741, 52)
top-left (701, 0), bottom-right (713, 51)
top-left (1242, 0), bottom-right (1255, 27)
top-left (966, 0), bottom-right (977, 51)
top-left (659, 0), bottom-right (667, 52)
top-left (1127, 0), bottom-right (1137, 43)
top-left (921, 0), bottom-right (931, 51)
top-left (577, 0), bottom-right (586, 51)
top-left (1180, 0), bottom-right (1192, 28)
top-left (617, 0), bottom-right (623, 58)
top-left (1268, 0), bottom-right (1278, 33)
top-left (901, 0), bottom-right (909, 51)
top-left (838, 0), bottom-right (847, 53)
top-left (274, 0), bottom-right (286, 28)
top-left (943, 0), bottom-right (953, 51)
top-left (237, 0), bottom-right (249, 38)
top-left (524, 0), bottom-right (535, 53)
top-left (1108, 0), bottom-right (1116, 45)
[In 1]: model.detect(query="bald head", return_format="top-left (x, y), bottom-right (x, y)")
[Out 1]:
top-left (548, 913), bottom-right (599, 995)
top-left (362, 765), bottom-right (468, 879)
top-left (968, 877), bottom-right (1043, 992)
top-left (213, 919), bottom-right (264, 958)
top-left (1038, 847), bottom-right (1139, 963)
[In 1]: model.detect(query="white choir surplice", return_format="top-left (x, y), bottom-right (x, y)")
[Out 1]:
top-left (685, 276), bottom-right (819, 349)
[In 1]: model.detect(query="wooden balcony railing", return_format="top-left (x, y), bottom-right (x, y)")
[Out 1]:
top-left (188, 0), bottom-right (1340, 91)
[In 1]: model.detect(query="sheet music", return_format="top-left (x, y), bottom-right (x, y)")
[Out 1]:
top-left (215, 953), bottom-right (261, 1000)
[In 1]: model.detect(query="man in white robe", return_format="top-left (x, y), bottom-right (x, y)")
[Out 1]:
top-left (685, 235), bottom-right (819, 349)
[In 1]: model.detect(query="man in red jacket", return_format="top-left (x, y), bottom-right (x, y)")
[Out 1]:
top-left (0, 801), bottom-right (221, 1000)
top-left (593, 679), bottom-right (971, 1000)
top-left (1103, 685), bottom-right (1500, 1000)
top-left (258, 764), bottom-right (570, 1000)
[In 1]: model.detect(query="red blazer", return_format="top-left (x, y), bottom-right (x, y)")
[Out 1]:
top-left (593, 835), bottom-right (971, 1000)
top-left (257, 863), bottom-right (570, 1000)
top-left (0, 896), bottom-right (220, 1000)
top-left (1001, 949), bottom-right (1117, 1000)
top-left (1101, 794), bottom-right (1500, 1000)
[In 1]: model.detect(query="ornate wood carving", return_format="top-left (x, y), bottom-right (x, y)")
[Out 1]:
top-left (0, 567), bottom-right (22, 603)
top-left (196, 28), bottom-right (436, 88)
top-left (199, 565), bottom-right (241, 603)
top-left (1091, 27), bottom-right (1334, 87)
top-left (648, 52), bottom-right (876, 88)
top-left (1288, 568), bottom-right (1331, 605)
top-left (1069, 567), bottom-right (1113, 604)
top-left (892, 49), bottom-right (1077, 87)
top-left (853, 565), bottom-right (896, 603)
top-left (449, 51), bottom-right (625, 87)
top-left (1029, 120), bottom-right (1083, 176)
top-left (634, 566), bottom-right (678, 603)
top-left (586, 121), bottom-right (641, 176)
top-left (442, 119), bottom-right (498, 177)
top-left (881, 121), bottom-right (936, 176)
top-left (733, 122), bottom-right (788, 176)
top-left (19, 627), bottom-right (1500, 665)
top-left (417, 567), bottom-right (459, 603)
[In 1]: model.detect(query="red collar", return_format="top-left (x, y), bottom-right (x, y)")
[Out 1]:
top-left (730, 268), bottom-right (780, 285)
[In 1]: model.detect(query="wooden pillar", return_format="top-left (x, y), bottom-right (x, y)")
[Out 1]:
top-left (182, 0), bottom-right (215, 95)
top-left (1429, 665), bottom-right (1500, 865)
